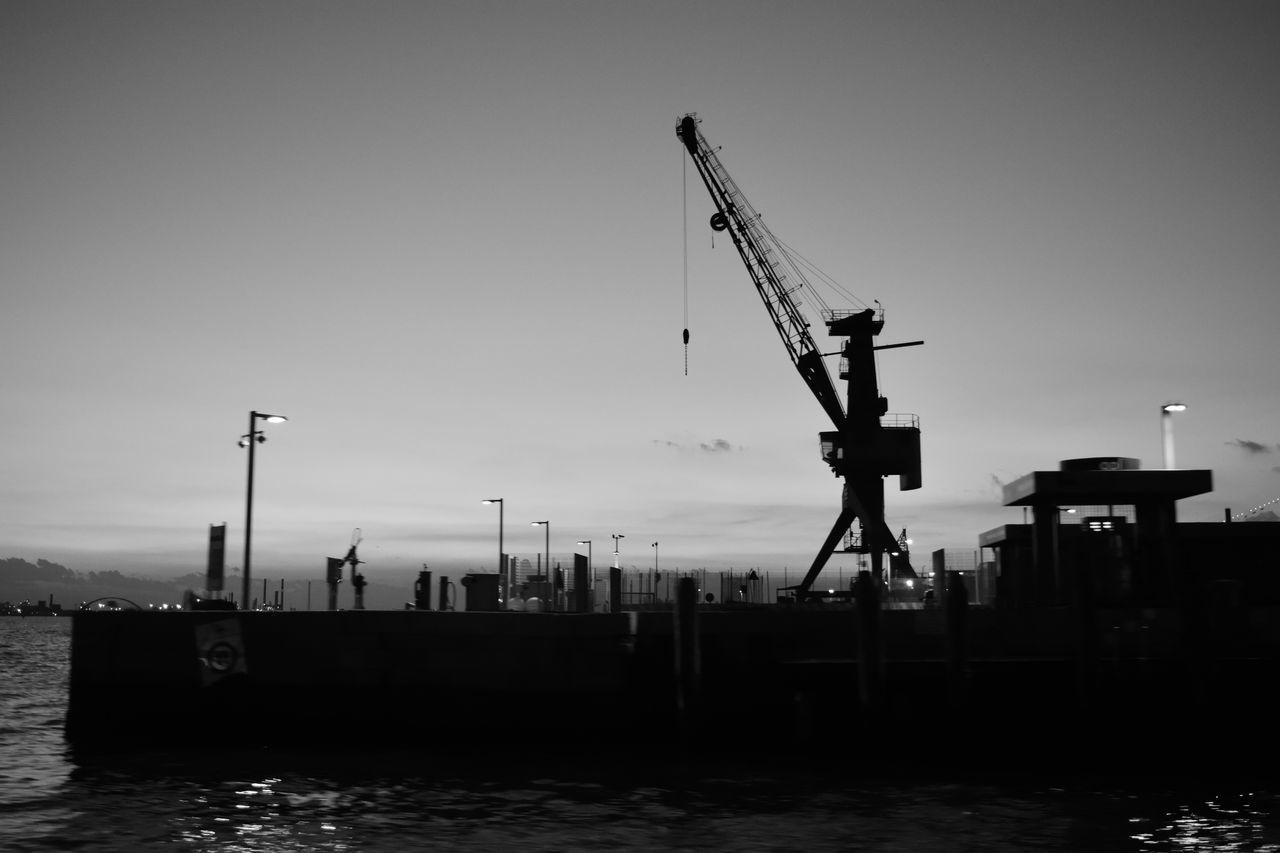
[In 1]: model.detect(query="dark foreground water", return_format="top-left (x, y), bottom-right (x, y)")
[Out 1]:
top-left (2, 617), bottom-right (1278, 852)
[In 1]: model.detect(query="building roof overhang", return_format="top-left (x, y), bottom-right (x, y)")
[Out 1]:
top-left (1002, 469), bottom-right (1213, 507)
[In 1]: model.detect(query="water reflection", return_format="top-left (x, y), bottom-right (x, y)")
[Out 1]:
top-left (1131, 795), bottom-right (1280, 851)
top-left (21, 751), bottom-right (1271, 852)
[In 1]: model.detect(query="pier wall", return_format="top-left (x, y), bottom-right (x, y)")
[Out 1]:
top-left (66, 604), bottom-right (1280, 767)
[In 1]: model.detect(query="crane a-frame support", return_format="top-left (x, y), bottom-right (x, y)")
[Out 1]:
top-left (677, 115), bottom-right (920, 598)
top-left (798, 308), bottom-right (910, 595)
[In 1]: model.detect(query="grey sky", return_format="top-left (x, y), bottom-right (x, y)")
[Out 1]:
top-left (3, 1), bottom-right (1278, 580)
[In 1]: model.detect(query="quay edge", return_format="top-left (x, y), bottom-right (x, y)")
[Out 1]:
top-left (65, 601), bottom-right (1280, 773)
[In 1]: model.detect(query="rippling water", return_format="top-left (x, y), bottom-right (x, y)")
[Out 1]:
top-left (2, 616), bottom-right (1279, 851)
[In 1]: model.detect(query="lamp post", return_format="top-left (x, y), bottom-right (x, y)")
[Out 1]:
top-left (239, 410), bottom-right (287, 611)
top-left (532, 521), bottom-right (549, 605)
top-left (1052, 507), bottom-right (1076, 596)
top-left (482, 499), bottom-right (505, 585)
top-left (1161, 402), bottom-right (1187, 469)
top-left (652, 541), bottom-right (659, 604)
top-left (577, 539), bottom-right (592, 587)
top-left (612, 533), bottom-right (624, 568)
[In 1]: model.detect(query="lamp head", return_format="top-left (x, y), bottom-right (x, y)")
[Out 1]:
top-left (1162, 402), bottom-right (1187, 414)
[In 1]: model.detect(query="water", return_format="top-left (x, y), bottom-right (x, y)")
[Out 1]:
top-left (2, 617), bottom-right (1279, 851)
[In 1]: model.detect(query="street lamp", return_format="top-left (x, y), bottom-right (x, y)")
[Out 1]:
top-left (531, 521), bottom-right (549, 594)
top-left (577, 540), bottom-right (592, 587)
top-left (652, 541), bottom-right (658, 573)
top-left (239, 410), bottom-right (287, 611)
top-left (1161, 402), bottom-right (1187, 469)
top-left (612, 533), bottom-right (624, 568)
top-left (482, 499), bottom-right (505, 585)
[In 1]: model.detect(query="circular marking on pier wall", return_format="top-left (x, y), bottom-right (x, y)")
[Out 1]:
top-left (207, 641), bottom-right (239, 672)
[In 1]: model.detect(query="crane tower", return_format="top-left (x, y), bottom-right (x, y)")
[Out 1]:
top-left (676, 114), bottom-right (922, 598)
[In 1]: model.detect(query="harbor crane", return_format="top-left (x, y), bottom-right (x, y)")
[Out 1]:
top-left (676, 114), bottom-right (921, 599)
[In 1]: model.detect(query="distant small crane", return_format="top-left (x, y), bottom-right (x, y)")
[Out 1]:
top-left (345, 528), bottom-right (367, 610)
top-left (325, 528), bottom-right (366, 611)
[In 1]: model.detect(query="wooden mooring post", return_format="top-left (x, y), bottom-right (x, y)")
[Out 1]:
top-left (674, 576), bottom-right (701, 746)
top-left (855, 571), bottom-right (883, 714)
top-left (945, 569), bottom-right (969, 711)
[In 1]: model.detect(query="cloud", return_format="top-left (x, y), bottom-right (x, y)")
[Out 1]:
top-left (654, 438), bottom-right (741, 453)
top-left (1225, 439), bottom-right (1273, 454)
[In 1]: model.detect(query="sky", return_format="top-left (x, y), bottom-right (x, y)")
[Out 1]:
top-left (3, 0), bottom-right (1278, 587)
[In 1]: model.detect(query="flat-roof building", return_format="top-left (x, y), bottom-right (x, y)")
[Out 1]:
top-left (977, 456), bottom-right (1279, 608)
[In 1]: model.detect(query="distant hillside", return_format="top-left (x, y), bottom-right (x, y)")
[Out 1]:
top-left (0, 556), bottom-right (203, 609)
top-left (0, 556), bottom-right (413, 611)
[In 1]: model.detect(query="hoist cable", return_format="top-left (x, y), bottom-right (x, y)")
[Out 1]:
top-left (682, 146), bottom-right (690, 375)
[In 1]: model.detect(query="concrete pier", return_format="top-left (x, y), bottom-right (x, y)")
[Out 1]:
top-left (65, 603), bottom-right (1280, 769)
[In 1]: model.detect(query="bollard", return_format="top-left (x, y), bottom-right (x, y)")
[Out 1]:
top-left (674, 577), bottom-right (701, 747)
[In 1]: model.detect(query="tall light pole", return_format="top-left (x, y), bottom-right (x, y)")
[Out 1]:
top-left (612, 533), bottom-right (624, 568)
top-left (532, 520), bottom-right (549, 587)
top-left (577, 539), bottom-right (592, 587)
top-left (482, 499), bottom-right (505, 585)
top-left (1161, 402), bottom-right (1187, 469)
top-left (652, 541), bottom-right (658, 572)
top-left (240, 411), bottom-right (287, 611)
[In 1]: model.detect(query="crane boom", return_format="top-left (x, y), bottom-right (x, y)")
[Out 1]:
top-left (677, 114), bottom-right (846, 430)
top-left (676, 113), bottom-right (922, 600)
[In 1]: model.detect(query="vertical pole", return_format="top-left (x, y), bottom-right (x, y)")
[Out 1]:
top-left (856, 570), bottom-right (883, 714)
top-left (609, 567), bottom-right (622, 613)
top-left (242, 410), bottom-right (256, 610)
top-left (1161, 409), bottom-right (1174, 469)
top-left (945, 570), bottom-right (969, 712)
top-left (674, 576), bottom-right (701, 748)
top-left (574, 553), bottom-right (589, 613)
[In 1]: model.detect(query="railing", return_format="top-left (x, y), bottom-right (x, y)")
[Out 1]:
top-left (823, 306), bottom-right (884, 325)
top-left (881, 413), bottom-right (919, 429)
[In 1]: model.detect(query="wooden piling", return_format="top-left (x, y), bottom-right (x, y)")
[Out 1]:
top-left (674, 576), bottom-right (701, 747)
top-left (855, 570), bottom-right (883, 714)
top-left (945, 570), bottom-right (969, 711)
top-left (608, 567), bottom-right (622, 613)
